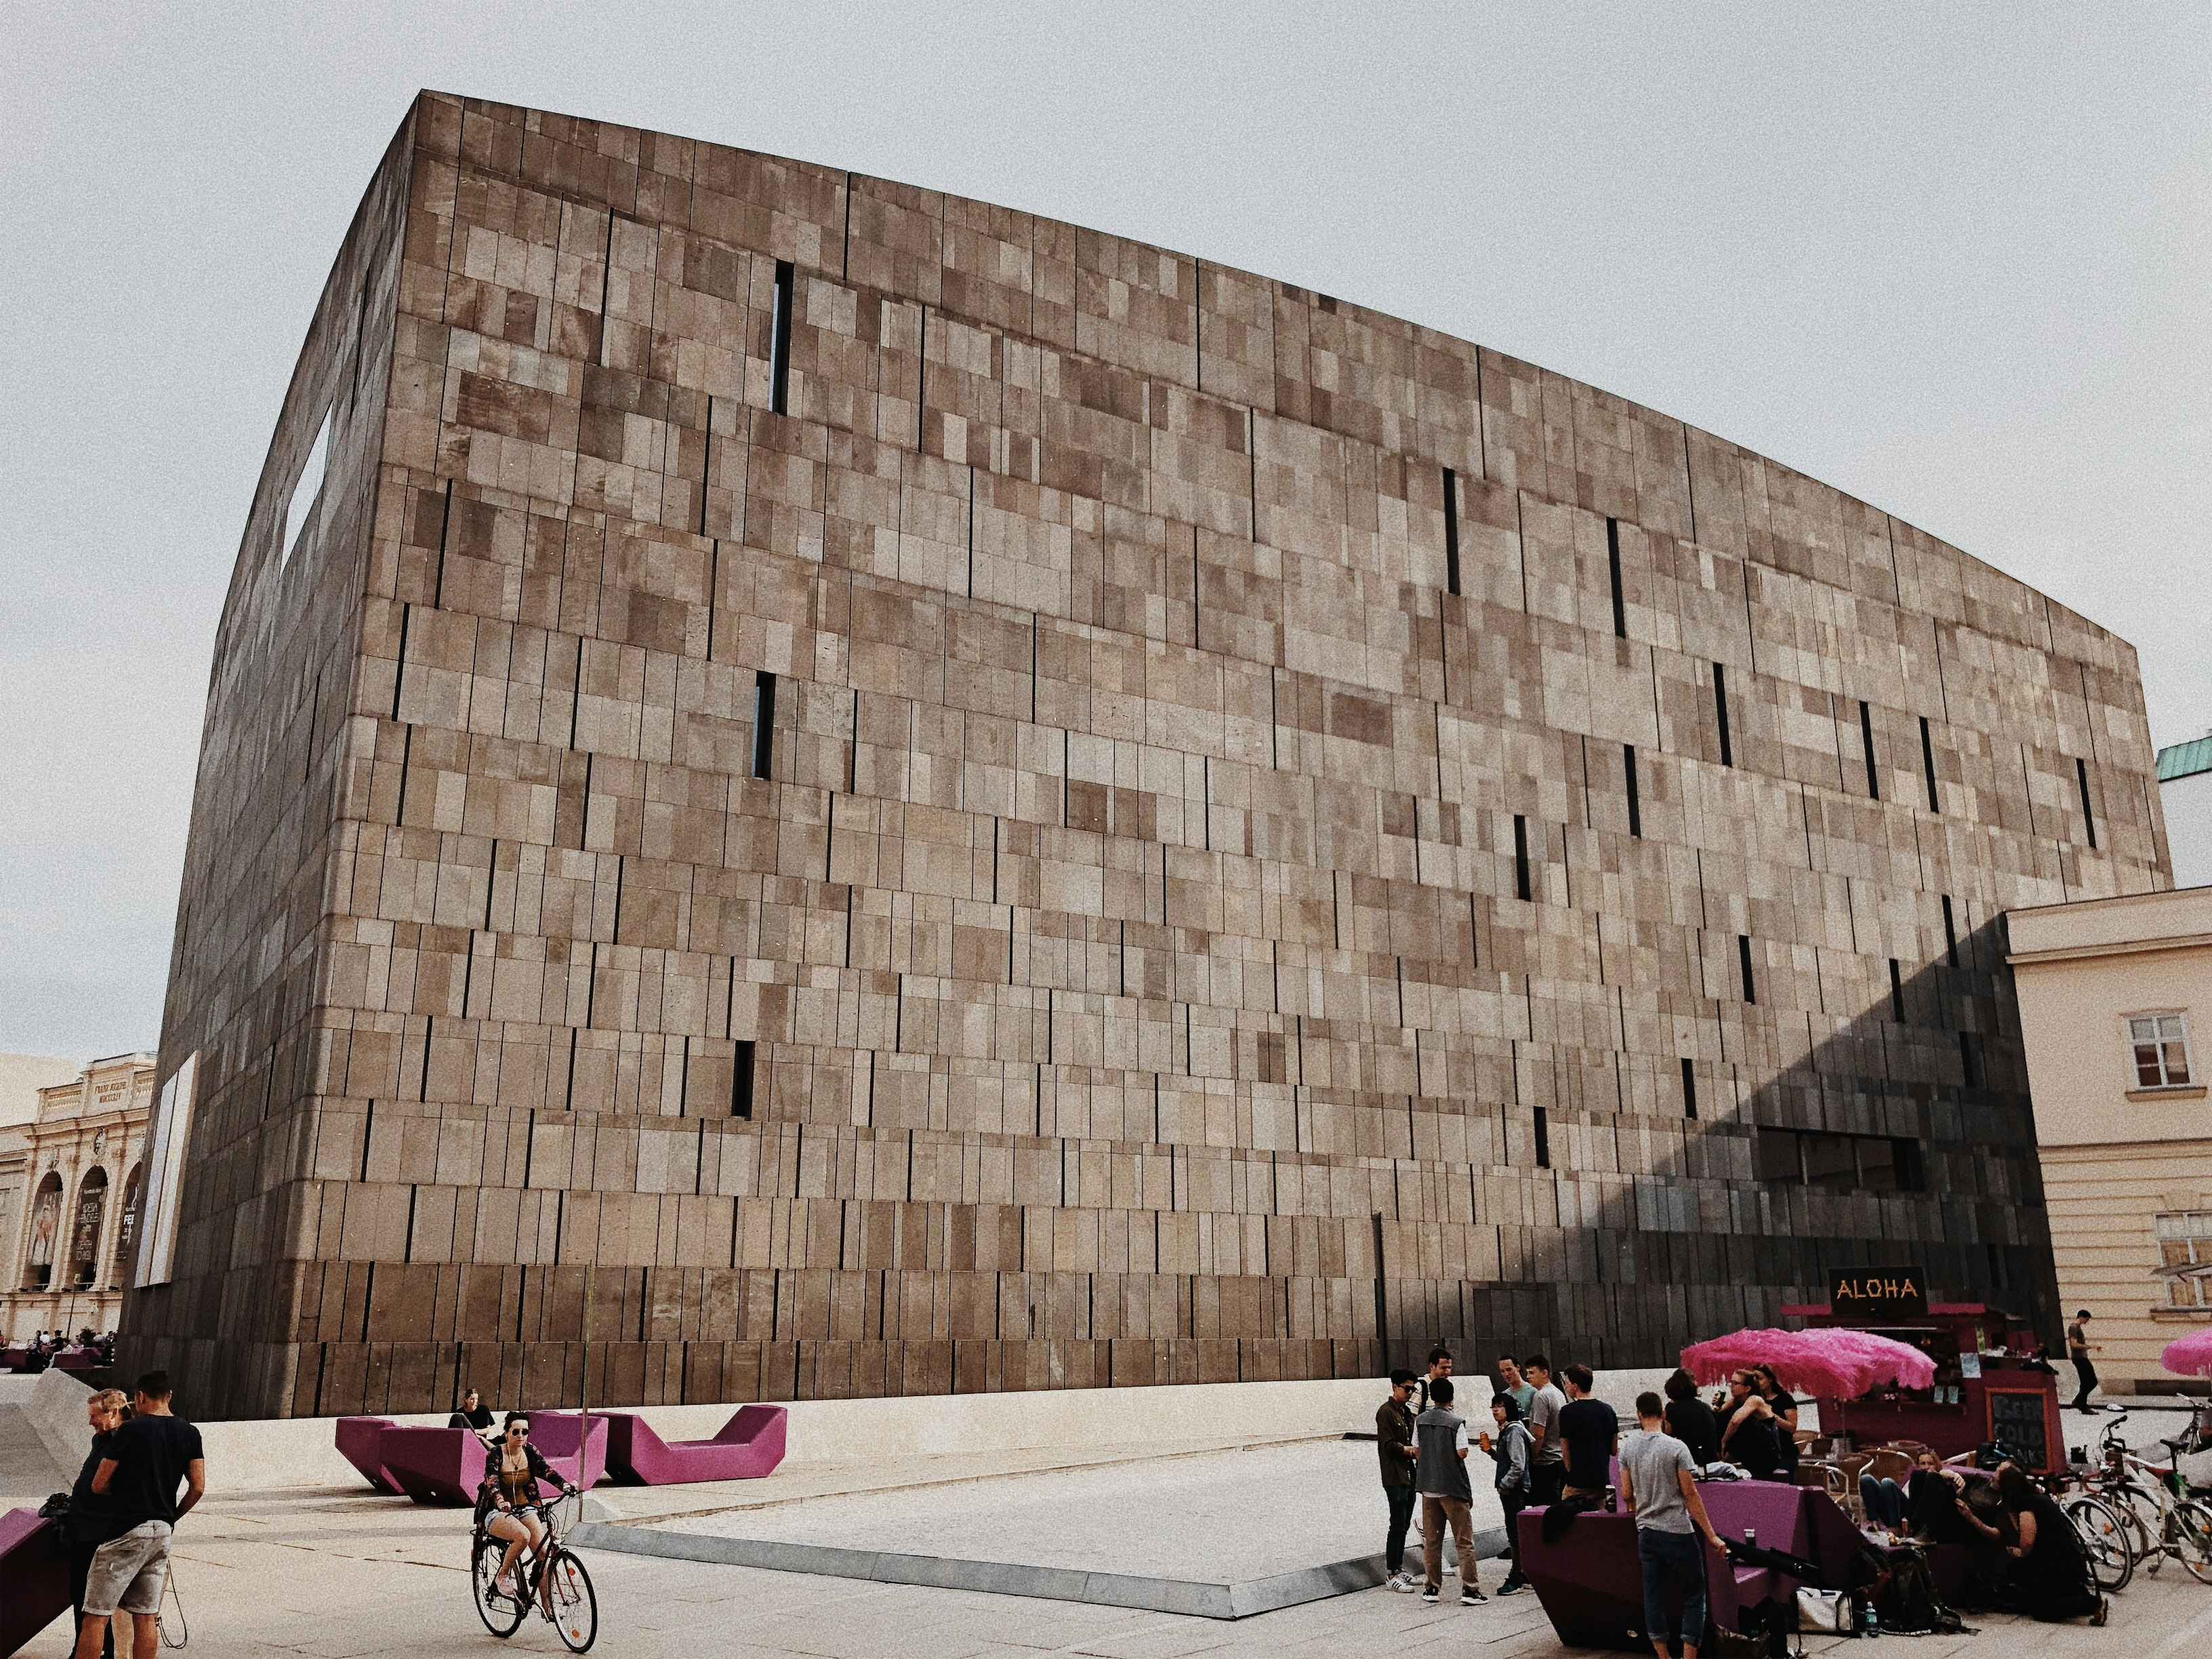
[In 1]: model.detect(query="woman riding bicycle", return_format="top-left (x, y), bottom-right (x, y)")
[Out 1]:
top-left (480, 1413), bottom-right (576, 1601)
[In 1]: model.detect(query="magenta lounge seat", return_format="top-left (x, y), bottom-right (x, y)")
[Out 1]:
top-left (0, 1507), bottom-right (71, 1658)
top-left (380, 1414), bottom-right (607, 1505)
top-left (602, 1406), bottom-right (787, 1485)
top-left (335, 1416), bottom-right (402, 1494)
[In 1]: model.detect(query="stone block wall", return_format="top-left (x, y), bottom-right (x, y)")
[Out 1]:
top-left (129, 92), bottom-right (2167, 1418)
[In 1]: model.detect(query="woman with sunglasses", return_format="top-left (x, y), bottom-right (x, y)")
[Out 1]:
top-left (480, 1413), bottom-right (577, 1601)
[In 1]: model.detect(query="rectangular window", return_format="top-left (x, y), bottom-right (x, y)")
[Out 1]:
top-left (1893, 1138), bottom-right (1926, 1193)
top-left (1513, 814), bottom-right (1532, 902)
top-left (731, 1038), bottom-right (757, 1119)
top-left (1958, 1029), bottom-right (1978, 1090)
top-left (282, 403), bottom-right (333, 566)
top-left (1755, 1129), bottom-right (1802, 1183)
top-left (1889, 958), bottom-right (1905, 1023)
top-left (1738, 933), bottom-right (1757, 1004)
top-left (2156, 1210), bottom-right (2212, 1309)
top-left (1803, 1132), bottom-right (1856, 1190)
top-left (2128, 1013), bottom-right (2194, 1088)
top-left (751, 670), bottom-right (777, 780)
top-left (2076, 756), bottom-right (2097, 849)
top-left (769, 259), bottom-right (795, 416)
top-left (1607, 518), bottom-right (1626, 638)
top-left (1441, 466), bottom-right (1460, 597)
top-left (1624, 744), bottom-right (1642, 839)
top-left (1533, 1105), bottom-right (1551, 1169)
top-left (1681, 1056), bottom-right (1697, 1120)
top-left (136, 1052), bottom-right (199, 1288)
top-left (1941, 895), bottom-right (1959, 967)
top-left (1919, 715), bottom-right (1940, 812)
top-left (1859, 700), bottom-right (1880, 800)
top-left (1713, 663), bottom-right (1734, 767)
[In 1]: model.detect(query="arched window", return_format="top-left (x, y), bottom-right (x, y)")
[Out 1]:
top-left (69, 1168), bottom-right (108, 1290)
top-left (24, 1172), bottom-right (63, 1289)
top-left (114, 1164), bottom-right (144, 1277)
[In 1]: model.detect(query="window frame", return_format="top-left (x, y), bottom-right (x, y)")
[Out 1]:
top-left (2124, 1010), bottom-right (2193, 1090)
top-left (2155, 1210), bottom-right (2212, 1311)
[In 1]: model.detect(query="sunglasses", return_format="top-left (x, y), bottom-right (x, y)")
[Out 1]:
top-left (507, 1426), bottom-right (531, 1437)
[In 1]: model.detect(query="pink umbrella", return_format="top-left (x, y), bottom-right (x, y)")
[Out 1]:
top-left (2160, 1330), bottom-right (2212, 1378)
top-left (1681, 1327), bottom-right (1936, 1398)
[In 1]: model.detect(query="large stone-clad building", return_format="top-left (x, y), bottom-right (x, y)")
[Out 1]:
top-left (129, 93), bottom-right (2171, 1418)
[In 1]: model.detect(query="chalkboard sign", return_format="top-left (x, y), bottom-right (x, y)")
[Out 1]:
top-left (1988, 1389), bottom-right (2051, 1470)
top-left (1830, 1266), bottom-right (1929, 1320)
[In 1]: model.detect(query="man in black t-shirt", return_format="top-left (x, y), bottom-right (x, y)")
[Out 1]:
top-left (1557, 1363), bottom-right (1619, 1500)
top-left (77, 1371), bottom-right (206, 1659)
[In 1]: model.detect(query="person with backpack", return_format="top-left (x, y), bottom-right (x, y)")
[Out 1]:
top-left (1618, 1392), bottom-right (1727, 1659)
top-left (1479, 1389), bottom-right (1534, 1595)
top-left (1414, 1377), bottom-right (1487, 1605)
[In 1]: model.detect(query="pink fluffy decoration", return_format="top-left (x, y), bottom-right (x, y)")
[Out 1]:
top-left (2160, 1329), bottom-right (2212, 1378)
top-left (1680, 1326), bottom-right (1937, 1398)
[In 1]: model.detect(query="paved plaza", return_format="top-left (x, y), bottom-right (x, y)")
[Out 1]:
top-left (9, 1406), bottom-right (2212, 1658)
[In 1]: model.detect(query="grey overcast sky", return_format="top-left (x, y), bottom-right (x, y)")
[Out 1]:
top-left (2, 2), bottom-right (2207, 1062)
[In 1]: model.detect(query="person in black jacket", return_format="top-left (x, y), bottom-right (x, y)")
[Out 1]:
top-left (1661, 1368), bottom-right (1720, 1467)
top-left (449, 1387), bottom-right (495, 1435)
top-left (63, 1390), bottom-right (131, 1659)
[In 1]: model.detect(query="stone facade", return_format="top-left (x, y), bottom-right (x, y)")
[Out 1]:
top-left (129, 93), bottom-right (2170, 1420)
top-left (3, 1054), bottom-right (155, 1344)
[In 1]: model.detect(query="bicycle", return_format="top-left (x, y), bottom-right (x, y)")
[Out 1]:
top-left (2088, 1417), bottom-right (2212, 1584)
top-left (472, 1487), bottom-right (599, 1651)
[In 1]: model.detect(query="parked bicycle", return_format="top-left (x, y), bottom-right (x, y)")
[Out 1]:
top-left (472, 1488), bottom-right (599, 1651)
top-left (2032, 1460), bottom-right (2136, 1593)
top-left (2088, 1415), bottom-right (2212, 1584)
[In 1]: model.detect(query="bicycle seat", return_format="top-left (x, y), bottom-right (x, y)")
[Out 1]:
top-left (2161, 1437), bottom-right (2192, 1455)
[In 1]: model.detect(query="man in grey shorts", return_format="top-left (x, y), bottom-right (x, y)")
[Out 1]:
top-left (75, 1370), bottom-right (205, 1659)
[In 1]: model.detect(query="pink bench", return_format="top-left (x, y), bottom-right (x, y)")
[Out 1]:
top-left (602, 1406), bottom-right (786, 1485)
top-left (373, 1412), bottom-right (607, 1506)
top-left (335, 1416), bottom-right (402, 1494)
top-left (0, 1507), bottom-right (71, 1658)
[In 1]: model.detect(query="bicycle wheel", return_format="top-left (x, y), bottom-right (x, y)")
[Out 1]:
top-left (473, 1534), bottom-right (529, 1637)
top-left (2112, 1483), bottom-right (2161, 1571)
top-left (544, 1549), bottom-right (598, 1653)
top-left (2067, 1496), bottom-right (2135, 1593)
top-left (2172, 1499), bottom-right (2212, 1585)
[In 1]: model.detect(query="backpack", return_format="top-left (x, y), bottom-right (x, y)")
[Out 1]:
top-left (1873, 1544), bottom-right (1962, 1635)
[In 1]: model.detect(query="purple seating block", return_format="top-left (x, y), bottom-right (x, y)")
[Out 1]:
top-left (377, 1414), bottom-right (607, 1506)
top-left (602, 1406), bottom-right (787, 1485)
top-left (1517, 1479), bottom-right (1847, 1650)
top-left (0, 1507), bottom-right (71, 1658)
top-left (335, 1416), bottom-right (402, 1494)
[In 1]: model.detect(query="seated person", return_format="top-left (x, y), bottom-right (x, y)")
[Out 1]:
top-left (1719, 1372), bottom-right (1788, 1479)
top-left (1860, 1448), bottom-right (1978, 1542)
top-left (1952, 1462), bottom-right (2106, 1624)
top-left (449, 1387), bottom-right (495, 1435)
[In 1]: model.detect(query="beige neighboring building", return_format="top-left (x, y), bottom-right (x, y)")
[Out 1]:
top-left (0, 1054), bottom-right (156, 1345)
top-left (0, 1053), bottom-right (84, 1305)
top-left (2011, 886), bottom-right (2212, 1393)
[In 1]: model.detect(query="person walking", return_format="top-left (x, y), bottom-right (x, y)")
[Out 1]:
top-left (1414, 1377), bottom-right (1487, 1605)
top-left (1378, 1369), bottom-right (1421, 1591)
top-left (1661, 1368), bottom-right (1720, 1468)
top-left (1524, 1355), bottom-right (1567, 1507)
top-left (1619, 1392), bottom-right (1728, 1659)
top-left (1557, 1364), bottom-right (1619, 1502)
top-left (74, 1371), bottom-right (205, 1659)
top-left (2067, 1311), bottom-right (2102, 1414)
top-left (1480, 1390), bottom-right (1535, 1595)
top-left (62, 1389), bottom-right (129, 1659)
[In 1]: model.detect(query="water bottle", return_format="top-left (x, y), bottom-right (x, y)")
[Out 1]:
top-left (1862, 1597), bottom-right (1880, 1638)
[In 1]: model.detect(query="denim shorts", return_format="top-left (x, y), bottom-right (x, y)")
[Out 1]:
top-left (84, 1521), bottom-right (172, 1616)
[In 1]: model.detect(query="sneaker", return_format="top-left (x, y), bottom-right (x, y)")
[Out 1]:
top-left (494, 1573), bottom-right (517, 1597)
top-left (1461, 1586), bottom-right (1488, 1605)
top-left (1386, 1571), bottom-right (1418, 1592)
top-left (1420, 1585), bottom-right (1440, 1605)
top-left (2092, 1595), bottom-right (2110, 1628)
top-left (1497, 1576), bottom-right (1528, 1597)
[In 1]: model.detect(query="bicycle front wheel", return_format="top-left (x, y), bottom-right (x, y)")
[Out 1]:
top-left (473, 1534), bottom-right (529, 1637)
top-left (2172, 1498), bottom-right (2212, 1585)
top-left (544, 1549), bottom-right (598, 1653)
top-left (2067, 1496), bottom-right (2135, 1593)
